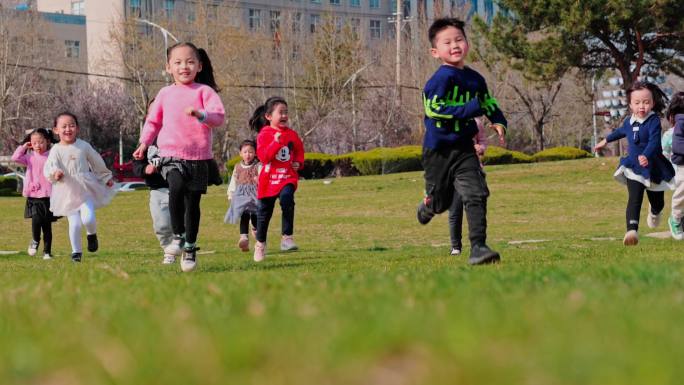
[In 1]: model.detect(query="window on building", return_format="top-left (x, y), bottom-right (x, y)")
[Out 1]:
top-left (330, 0), bottom-right (340, 5)
top-left (270, 10), bottom-right (281, 33)
top-left (71, 1), bottom-right (84, 15)
top-left (310, 14), bottom-right (320, 33)
top-left (350, 17), bottom-right (360, 36)
top-left (311, 0), bottom-right (321, 4)
top-left (249, 9), bottom-right (262, 30)
top-left (370, 19), bottom-right (381, 39)
top-left (207, 4), bottom-right (218, 20)
top-left (333, 16), bottom-right (344, 31)
top-left (369, 0), bottom-right (379, 9)
top-left (350, 0), bottom-right (360, 6)
top-left (164, 0), bottom-right (174, 18)
top-left (65, 40), bottom-right (80, 58)
top-left (129, 0), bottom-right (141, 17)
top-left (292, 12), bottom-right (302, 33)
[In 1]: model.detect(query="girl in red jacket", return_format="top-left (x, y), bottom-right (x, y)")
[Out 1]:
top-left (249, 97), bottom-right (305, 262)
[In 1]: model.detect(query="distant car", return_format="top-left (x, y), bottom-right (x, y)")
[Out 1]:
top-left (115, 181), bottom-right (148, 192)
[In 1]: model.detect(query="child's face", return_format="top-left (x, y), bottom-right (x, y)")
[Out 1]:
top-left (629, 88), bottom-right (654, 119)
top-left (430, 26), bottom-right (469, 68)
top-left (55, 115), bottom-right (79, 144)
top-left (30, 133), bottom-right (48, 154)
top-left (166, 45), bottom-right (202, 85)
top-left (240, 145), bottom-right (256, 164)
top-left (266, 103), bottom-right (289, 128)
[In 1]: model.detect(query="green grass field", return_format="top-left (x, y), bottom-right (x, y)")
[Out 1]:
top-left (1, 157), bottom-right (683, 385)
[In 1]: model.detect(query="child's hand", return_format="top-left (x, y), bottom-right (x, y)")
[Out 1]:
top-left (490, 124), bottom-right (506, 146)
top-left (638, 155), bottom-right (649, 167)
top-left (144, 164), bottom-right (156, 175)
top-left (53, 170), bottom-right (64, 181)
top-left (133, 143), bottom-right (148, 160)
top-left (185, 107), bottom-right (204, 120)
top-left (274, 132), bottom-right (281, 142)
top-left (474, 144), bottom-right (485, 156)
top-left (23, 142), bottom-right (32, 150)
top-left (292, 161), bottom-right (301, 170)
top-left (594, 139), bottom-right (607, 152)
top-left (106, 179), bottom-right (114, 187)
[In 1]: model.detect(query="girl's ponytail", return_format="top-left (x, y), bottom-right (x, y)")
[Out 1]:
top-left (249, 105), bottom-right (268, 133)
top-left (196, 47), bottom-right (220, 93)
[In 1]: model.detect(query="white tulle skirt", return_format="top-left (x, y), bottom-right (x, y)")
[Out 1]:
top-left (49, 173), bottom-right (117, 216)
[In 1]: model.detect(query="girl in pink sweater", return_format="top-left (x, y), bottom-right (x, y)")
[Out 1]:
top-left (11, 128), bottom-right (59, 259)
top-left (133, 42), bottom-right (225, 273)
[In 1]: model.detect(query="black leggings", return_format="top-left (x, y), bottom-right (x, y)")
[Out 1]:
top-left (31, 215), bottom-right (53, 254)
top-left (166, 169), bottom-right (202, 244)
top-left (256, 184), bottom-right (295, 243)
top-left (626, 178), bottom-right (664, 231)
top-left (240, 212), bottom-right (257, 234)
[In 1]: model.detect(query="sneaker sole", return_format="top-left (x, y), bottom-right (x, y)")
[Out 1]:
top-left (180, 262), bottom-right (196, 272)
top-left (468, 252), bottom-right (501, 265)
top-left (280, 246), bottom-right (299, 251)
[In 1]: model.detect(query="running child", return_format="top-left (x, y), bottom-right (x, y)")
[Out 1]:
top-left (224, 140), bottom-right (260, 252)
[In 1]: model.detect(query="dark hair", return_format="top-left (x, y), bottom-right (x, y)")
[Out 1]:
top-left (166, 42), bottom-right (220, 93)
top-left (666, 91), bottom-right (684, 122)
top-left (627, 81), bottom-right (667, 115)
top-left (248, 96), bottom-right (288, 132)
top-left (239, 139), bottom-right (256, 151)
top-left (428, 18), bottom-right (466, 47)
top-left (22, 128), bottom-right (58, 145)
top-left (53, 111), bottom-right (79, 128)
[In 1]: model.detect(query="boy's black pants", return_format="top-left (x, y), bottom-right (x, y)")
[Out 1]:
top-left (422, 144), bottom-right (489, 247)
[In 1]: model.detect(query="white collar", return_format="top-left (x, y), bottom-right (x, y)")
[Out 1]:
top-left (629, 111), bottom-right (654, 125)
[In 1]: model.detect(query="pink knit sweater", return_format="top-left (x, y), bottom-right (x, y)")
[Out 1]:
top-left (11, 146), bottom-right (52, 198)
top-left (140, 83), bottom-right (225, 160)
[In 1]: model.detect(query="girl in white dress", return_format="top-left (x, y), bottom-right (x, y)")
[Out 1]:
top-left (44, 112), bottom-right (116, 262)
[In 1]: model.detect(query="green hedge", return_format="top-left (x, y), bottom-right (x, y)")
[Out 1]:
top-left (0, 176), bottom-right (20, 196)
top-left (482, 146), bottom-right (534, 165)
top-left (533, 146), bottom-right (591, 162)
top-left (350, 146), bottom-right (423, 176)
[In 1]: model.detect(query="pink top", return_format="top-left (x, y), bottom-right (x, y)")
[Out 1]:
top-left (11, 145), bottom-right (52, 198)
top-left (140, 83), bottom-right (225, 160)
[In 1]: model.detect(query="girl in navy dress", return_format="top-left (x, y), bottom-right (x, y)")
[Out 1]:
top-left (595, 81), bottom-right (673, 246)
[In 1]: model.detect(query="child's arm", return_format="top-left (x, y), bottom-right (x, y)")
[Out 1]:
top-left (226, 167), bottom-right (238, 199)
top-left (11, 143), bottom-right (31, 166)
top-left (256, 130), bottom-right (283, 164)
top-left (642, 119), bottom-right (664, 161)
top-left (291, 131), bottom-right (305, 171)
top-left (43, 149), bottom-right (63, 182)
top-left (186, 88), bottom-right (225, 128)
top-left (672, 114), bottom-right (684, 156)
top-left (423, 80), bottom-right (482, 122)
top-left (85, 142), bottom-right (114, 186)
top-left (477, 80), bottom-right (507, 145)
top-left (135, 96), bottom-right (164, 159)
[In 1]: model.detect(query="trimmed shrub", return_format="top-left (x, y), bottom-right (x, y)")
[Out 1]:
top-left (225, 156), bottom-right (242, 177)
top-left (0, 176), bottom-right (20, 196)
top-left (331, 154), bottom-right (358, 177)
top-left (351, 146), bottom-right (423, 176)
top-left (533, 147), bottom-right (591, 162)
top-left (483, 146), bottom-right (533, 165)
top-left (300, 153), bottom-right (335, 179)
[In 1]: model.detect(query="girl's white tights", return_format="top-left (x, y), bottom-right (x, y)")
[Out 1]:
top-left (67, 200), bottom-right (96, 253)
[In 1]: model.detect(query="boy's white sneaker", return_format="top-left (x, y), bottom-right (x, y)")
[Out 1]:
top-left (162, 253), bottom-right (176, 265)
top-left (28, 240), bottom-right (39, 256)
top-left (623, 230), bottom-right (639, 246)
top-left (238, 234), bottom-right (249, 252)
top-left (254, 241), bottom-right (266, 262)
top-left (180, 246), bottom-right (197, 272)
top-left (164, 237), bottom-right (183, 257)
top-left (42, 253), bottom-right (52, 260)
top-left (668, 215), bottom-right (684, 240)
top-left (280, 235), bottom-right (298, 251)
top-left (647, 206), bottom-right (661, 228)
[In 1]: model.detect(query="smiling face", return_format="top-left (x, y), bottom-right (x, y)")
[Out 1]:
top-left (629, 88), bottom-right (654, 120)
top-left (30, 132), bottom-right (49, 154)
top-left (239, 144), bottom-right (256, 164)
top-left (166, 45), bottom-right (202, 85)
top-left (54, 115), bottom-right (79, 144)
top-left (430, 25), bottom-right (469, 68)
top-left (266, 103), bottom-right (289, 128)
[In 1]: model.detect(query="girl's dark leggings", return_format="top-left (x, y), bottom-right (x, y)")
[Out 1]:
top-left (256, 184), bottom-right (295, 243)
top-left (166, 170), bottom-right (202, 244)
top-left (240, 212), bottom-right (257, 234)
top-left (626, 178), bottom-right (664, 231)
top-left (31, 214), bottom-right (52, 254)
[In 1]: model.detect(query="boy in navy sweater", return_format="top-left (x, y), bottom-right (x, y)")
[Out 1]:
top-left (416, 18), bottom-right (506, 265)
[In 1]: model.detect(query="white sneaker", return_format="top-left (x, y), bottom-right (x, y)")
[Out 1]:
top-left (28, 240), bottom-right (39, 256)
top-left (162, 253), bottom-right (176, 265)
top-left (180, 247), bottom-right (197, 272)
top-left (623, 230), bottom-right (639, 246)
top-left (254, 241), bottom-right (266, 262)
top-left (238, 234), bottom-right (249, 252)
top-left (280, 235), bottom-right (298, 251)
top-left (42, 253), bottom-right (52, 260)
top-left (164, 237), bottom-right (183, 257)
top-left (647, 206), bottom-right (661, 228)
